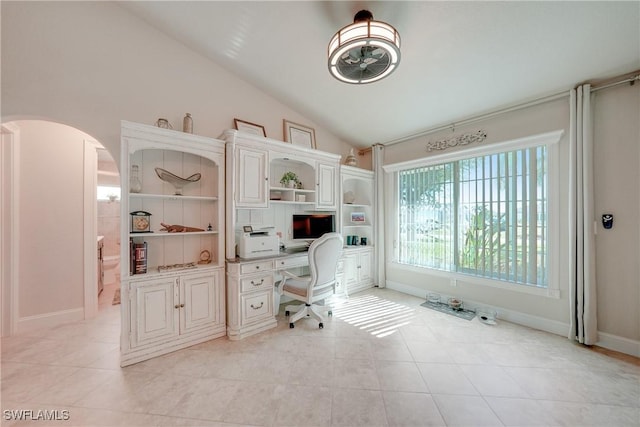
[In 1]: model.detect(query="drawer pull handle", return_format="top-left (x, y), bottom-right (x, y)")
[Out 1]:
top-left (250, 302), bottom-right (264, 310)
top-left (175, 304), bottom-right (180, 309)
top-left (251, 279), bottom-right (264, 286)
top-left (255, 266), bottom-right (260, 270)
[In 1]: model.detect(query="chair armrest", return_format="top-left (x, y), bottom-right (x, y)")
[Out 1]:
top-left (281, 270), bottom-right (302, 280)
top-left (276, 270), bottom-right (303, 295)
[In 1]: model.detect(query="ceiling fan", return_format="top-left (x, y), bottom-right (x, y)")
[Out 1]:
top-left (327, 10), bottom-right (401, 84)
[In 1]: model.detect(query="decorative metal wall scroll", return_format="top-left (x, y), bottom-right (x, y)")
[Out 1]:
top-left (426, 130), bottom-right (487, 152)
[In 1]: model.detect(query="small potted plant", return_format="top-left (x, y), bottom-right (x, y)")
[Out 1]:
top-left (280, 171), bottom-right (300, 188)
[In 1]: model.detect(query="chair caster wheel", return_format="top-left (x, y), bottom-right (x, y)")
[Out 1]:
top-left (319, 323), bottom-right (324, 329)
top-left (289, 323), bottom-right (294, 329)
top-left (285, 311), bottom-right (290, 316)
top-left (328, 311), bottom-right (332, 317)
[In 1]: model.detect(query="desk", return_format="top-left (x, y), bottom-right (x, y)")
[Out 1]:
top-left (225, 251), bottom-right (310, 340)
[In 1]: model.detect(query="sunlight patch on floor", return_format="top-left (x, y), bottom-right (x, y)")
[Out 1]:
top-left (332, 294), bottom-right (416, 337)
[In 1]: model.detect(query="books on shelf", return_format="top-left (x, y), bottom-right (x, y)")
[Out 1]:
top-left (130, 239), bottom-right (147, 275)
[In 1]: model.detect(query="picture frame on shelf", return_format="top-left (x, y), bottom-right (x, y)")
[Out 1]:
top-left (283, 119), bottom-right (316, 149)
top-left (234, 118), bottom-right (267, 137)
top-left (351, 212), bottom-right (365, 223)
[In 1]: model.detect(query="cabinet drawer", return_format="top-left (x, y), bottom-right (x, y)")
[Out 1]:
top-left (240, 273), bottom-right (274, 293)
top-left (240, 261), bottom-right (273, 275)
top-left (241, 291), bottom-right (273, 323)
top-left (275, 255), bottom-right (308, 270)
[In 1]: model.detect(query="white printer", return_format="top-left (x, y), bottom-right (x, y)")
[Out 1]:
top-left (237, 227), bottom-right (279, 259)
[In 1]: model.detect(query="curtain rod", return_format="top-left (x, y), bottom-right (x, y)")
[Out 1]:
top-left (590, 73), bottom-right (640, 93)
top-left (378, 69), bottom-right (640, 149)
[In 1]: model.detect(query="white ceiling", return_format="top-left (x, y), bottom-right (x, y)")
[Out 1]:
top-left (119, 1), bottom-right (640, 148)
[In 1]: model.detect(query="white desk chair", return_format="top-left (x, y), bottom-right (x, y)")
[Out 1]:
top-left (277, 232), bottom-right (343, 329)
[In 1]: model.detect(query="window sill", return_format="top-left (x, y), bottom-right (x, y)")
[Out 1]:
top-left (389, 262), bottom-right (561, 299)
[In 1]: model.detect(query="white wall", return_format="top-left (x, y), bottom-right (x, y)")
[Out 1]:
top-left (383, 85), bottom-right (640, 354)
top-left (592, 83), bottom-right (640, 343)
top-left (0, 1), bottom-right (353, 165)
top-left (12, 120), bottom-right (90, 320)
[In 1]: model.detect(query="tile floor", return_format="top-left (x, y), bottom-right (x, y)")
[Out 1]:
top-left (2, 285), bottom-right (639, 426)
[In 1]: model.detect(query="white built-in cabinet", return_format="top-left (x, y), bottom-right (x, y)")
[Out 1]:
top-left (120, 121), bottom-right (226, 367)
top-left (340, 165), bottom-right (375, 294)
top-left (341, 247), bottom-right (374, 294)
top-left (235, 146), bottom-right (269, 208)
top-left (129, 271), bottom-right (224, 348)
top-left (222, 129), bottom-right (341, 259)
top-left (316, 162), bottom-right (338, 209)
top-left (222, 129), bottom-right (341, 339)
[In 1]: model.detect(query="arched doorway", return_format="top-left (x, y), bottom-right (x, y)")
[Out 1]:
top-left (1, 119), bottom-right (119, 336)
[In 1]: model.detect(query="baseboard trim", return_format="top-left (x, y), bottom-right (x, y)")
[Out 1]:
top-left (17, 308), bottom-right (84, 334)
top-left (386, 280), bottom-right (569, 337)
top-left (597, 331), bottom-right (640, 358)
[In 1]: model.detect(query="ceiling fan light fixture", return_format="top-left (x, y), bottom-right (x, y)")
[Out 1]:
top-left (327, 10), bottom-right (401, 84)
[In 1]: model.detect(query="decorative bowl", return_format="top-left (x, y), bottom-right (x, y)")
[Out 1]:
top-left (155, 167), bottom-right (201, 195)
top-left (476, 308), bottom-right (497, 325)
top-left (427, 293), bottom-right (441, 304)
top-left (447, 298), bottom-right (463, 311)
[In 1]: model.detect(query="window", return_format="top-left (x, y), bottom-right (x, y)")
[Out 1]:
top-left (397, 145), bottom-right (549, 288)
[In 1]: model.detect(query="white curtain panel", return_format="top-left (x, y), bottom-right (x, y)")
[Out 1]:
top-left (373, 144), bottom-right (386, 288)
top-left (568, 84), bottom-right (598, 345)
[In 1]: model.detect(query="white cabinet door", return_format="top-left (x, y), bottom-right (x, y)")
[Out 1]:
top-left (132, 278), bottom-right (179, 347)
top-left (342, 248), bottom-right (374, 294)
top-left (181, 272), bottom-right (221, 333)
top-left (358, 249), bottom-right (373, 285)
top-left (342, 252), bottom-right (359, 290)
top-left (316, 162), bottom-right (337, 209)
top-left (236, 146), bottom-right (268, 207)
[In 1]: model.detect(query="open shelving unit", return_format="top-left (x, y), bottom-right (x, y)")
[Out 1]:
top-left (119, 121), bottom-right (226, 367)
top-left (341, 165), bottom-right (375, 246)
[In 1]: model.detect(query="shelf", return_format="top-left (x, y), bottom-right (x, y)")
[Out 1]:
top-left (127, 263), bottom-right (221, 280)
top-left (343, 203), bottom-right (370, 208)
top-left (270, 186), bottom-right (315, 193)
top-left (130, 193), bottom-right (218, 201)
top-left (343, 224), bottom-right (372, 228)
top-left (269, 186), bottom-right (316, 203)
top-left (343, 245), bottom-right (374, 250)
top-left (129, 231), bottom-right (219, 238)
top-left (269, 200), bottom-right (315, 205)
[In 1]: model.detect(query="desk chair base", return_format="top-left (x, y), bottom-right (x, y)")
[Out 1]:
top-left (285, 303), bottom-right (333, 329)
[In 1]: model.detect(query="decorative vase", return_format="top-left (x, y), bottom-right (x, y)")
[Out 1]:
top-left (287, 180), bottom-right (296, 188)
top-left (183, 113), bottom-right (193, 133)
top-left (343, 191), bottom-right (355, 204)
top-left (345, 148), bottom-right (357, 166)
top-left (129, 165), bottom-right (142, 193)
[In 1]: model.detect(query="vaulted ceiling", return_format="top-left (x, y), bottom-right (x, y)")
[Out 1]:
top-left (119, 1), bottom-right (640, 148)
